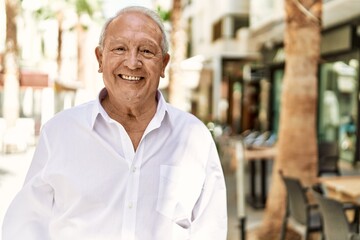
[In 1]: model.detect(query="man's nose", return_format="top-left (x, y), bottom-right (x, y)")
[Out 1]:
top-left (124, 51), bottom-right (142, 69)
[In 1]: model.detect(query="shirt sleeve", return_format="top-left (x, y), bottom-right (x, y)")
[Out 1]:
top-left (190, 141), bottom-right (228, 239)
top-left (2, 130), bottom-right (54, 240)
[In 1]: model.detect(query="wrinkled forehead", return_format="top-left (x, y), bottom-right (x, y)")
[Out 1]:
top-left (106, 11), bottom-right (162, 42)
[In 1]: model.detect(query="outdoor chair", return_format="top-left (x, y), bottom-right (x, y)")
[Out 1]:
top-left (317, 141), bottom-right (340, 176)
top-left (312, 185), bottom-right (360, 240)
top-left (350, 233), bottom-right (360, 240)
top-left (279, 171), bottom-right (323, 240)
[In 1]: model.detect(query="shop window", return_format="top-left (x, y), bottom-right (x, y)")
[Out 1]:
top-left (318, 59), bottom-right (359, 163)
top-left (212, 19), bottom-right (222, 42)
top-left (212, 15), bottom-right (249, 42)
top-left (271, 69), bottom-right (284, 135)
top-left (233, 16), bottom-right (249, 36)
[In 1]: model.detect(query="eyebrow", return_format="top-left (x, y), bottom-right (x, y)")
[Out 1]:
top-left (107, 38), bottom-right (160, 50)
top-left (139, 40), bottom-right (159, 48)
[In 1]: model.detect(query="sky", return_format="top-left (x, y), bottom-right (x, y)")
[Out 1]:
top-left (102, 0), bottom-right (154, 18)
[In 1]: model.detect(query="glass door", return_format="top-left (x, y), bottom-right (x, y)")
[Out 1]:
top-left (318, 56), bottom-right (359, 163)
top-left (271, 68), bottom-right (284, 136)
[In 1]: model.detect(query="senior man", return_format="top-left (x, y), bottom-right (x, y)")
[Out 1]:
top-left (2, 6), bottom-right (227, 240)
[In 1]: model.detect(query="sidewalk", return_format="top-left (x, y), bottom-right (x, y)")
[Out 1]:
top-left (0, 148), bottom-right (34, 237)
top-left (226, 171), bottom-right (264, 240)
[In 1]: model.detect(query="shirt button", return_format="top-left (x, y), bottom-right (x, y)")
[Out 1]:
top-left (132, 166), bottom-right (137, 173)
top-left (128, 202), bottom-right (133, 209)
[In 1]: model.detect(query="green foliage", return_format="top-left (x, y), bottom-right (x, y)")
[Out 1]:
top-left (34, 7), bottom-right (55, 20)
top-left (156, 6), bottom-right (171, 22)
top-left (31, 0), bottom-right (103, 28)
top-left (74, 0), bottom-right (94, 16)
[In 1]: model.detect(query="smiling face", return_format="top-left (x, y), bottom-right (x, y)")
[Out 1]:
top-left (95, 11), bottom-right (170, 108)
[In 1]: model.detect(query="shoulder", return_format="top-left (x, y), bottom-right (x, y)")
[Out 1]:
top-left (41, 100), bottom-right (96, 133)
top-left (165, 103), bottom-right (202, 124)
top-left (165, 103), bottom-right (212, 138)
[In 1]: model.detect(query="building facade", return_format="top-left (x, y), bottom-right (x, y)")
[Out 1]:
top-left (180, 0), bottom-right (257, 133)
top-left (249, 0), bottom-right (360, 164)
top-left (183, 0), bottom-right (360, 164)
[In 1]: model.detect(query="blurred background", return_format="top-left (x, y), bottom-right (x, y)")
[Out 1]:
top-left (0, 0), bottom-right (360, 239)
top-left (1, 0), bottom-right (359, 165)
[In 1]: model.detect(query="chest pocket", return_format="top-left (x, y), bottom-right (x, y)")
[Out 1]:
top-left (156, 165), bottom-right (205, 223)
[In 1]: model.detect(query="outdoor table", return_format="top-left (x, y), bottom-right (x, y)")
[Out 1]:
top-left (318, 175), bottom-right (360, 204)
top-left (318, 175), bottom-right (360, 223)
top-left (244, 146), bottom-right (276, 209)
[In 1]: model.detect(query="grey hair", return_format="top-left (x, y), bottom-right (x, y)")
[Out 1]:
top-left (98, 6), bottom-right (169, 55)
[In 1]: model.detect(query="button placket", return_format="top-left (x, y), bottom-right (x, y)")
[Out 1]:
top-left (120, 139), bottom-right (145, 240)
top-left (127, 165), bottom-right (138, 210)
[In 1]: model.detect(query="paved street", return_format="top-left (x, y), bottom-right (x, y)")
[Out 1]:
top-left (226, 172), bottom-right (264, 240)
top-left (0, 148), bottom-right (34, 238)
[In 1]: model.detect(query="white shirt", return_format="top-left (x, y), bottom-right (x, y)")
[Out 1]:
top-left (2, 89), bottom-right (227, 240)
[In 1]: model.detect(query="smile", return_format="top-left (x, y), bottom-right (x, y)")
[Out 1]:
top-left (120, 74), bottom-right (143, 81)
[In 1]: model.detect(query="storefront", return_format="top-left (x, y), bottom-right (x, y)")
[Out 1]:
top-left (217, 58), bottom-right (256, 134)
top-left (259, 21), bottom-right (360, 165)
top-left (318, 24), bottom-right (360, 164)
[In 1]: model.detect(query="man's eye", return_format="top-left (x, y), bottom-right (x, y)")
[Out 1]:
top-left (113, 47), bottom-right (126, 53)
top-left (140, 49), bottom-right (155, 57)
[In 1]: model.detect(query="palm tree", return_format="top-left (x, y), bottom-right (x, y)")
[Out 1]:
top-left (253, 1), bottom-right (322, 239)
top-left (2, 0), bottom-right (20, 128)
top-left (35, 0), bottom-right (101, 84)
top-left (168, 0), bottom-right (187, 110)
top-left (33, 0), bottom-right (101, 112)
top-left (73, 0), bottom-right (101, 87)
top-left (4, 0), bottom-right (18, 54)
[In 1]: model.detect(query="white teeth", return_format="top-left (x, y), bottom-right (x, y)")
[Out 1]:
top-left (121, 74), bottom-right (141, 81)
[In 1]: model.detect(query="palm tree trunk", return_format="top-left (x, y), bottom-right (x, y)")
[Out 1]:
top-left (76, 22), bottom-right (86, 83)
top-left (169, 0), bottom-right (187, 110)
top-left (3, 0), bottom-right (20, 128)
top-left (56, 11), bottom-right (64, 75)
top-left (253, 1), bottom-right (322, 239)
top-left (5, 0), bottom-right (18, 53)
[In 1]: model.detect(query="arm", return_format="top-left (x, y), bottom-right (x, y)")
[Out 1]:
top-left (2, 130), bottom-right (54, 240)
top-left (190, 142), bottom-right (228, 239)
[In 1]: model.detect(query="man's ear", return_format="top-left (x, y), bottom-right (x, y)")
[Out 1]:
top-left (160, 53), bottom-right (170, 78)
top-left (95, 46), bottom-right (103, 73)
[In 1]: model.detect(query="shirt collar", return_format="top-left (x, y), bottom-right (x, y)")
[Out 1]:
top-left (90, 88), bottom-right (107, 128)
top-left (90, 88), bottom-right (168, 129)
top-left (150, 90), bottom-right (168, 130)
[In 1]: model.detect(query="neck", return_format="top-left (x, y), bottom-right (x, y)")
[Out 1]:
top-left (102, 95), bottom-right (157, 131)
top-left (101, 95), bottom-right (158, 151)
